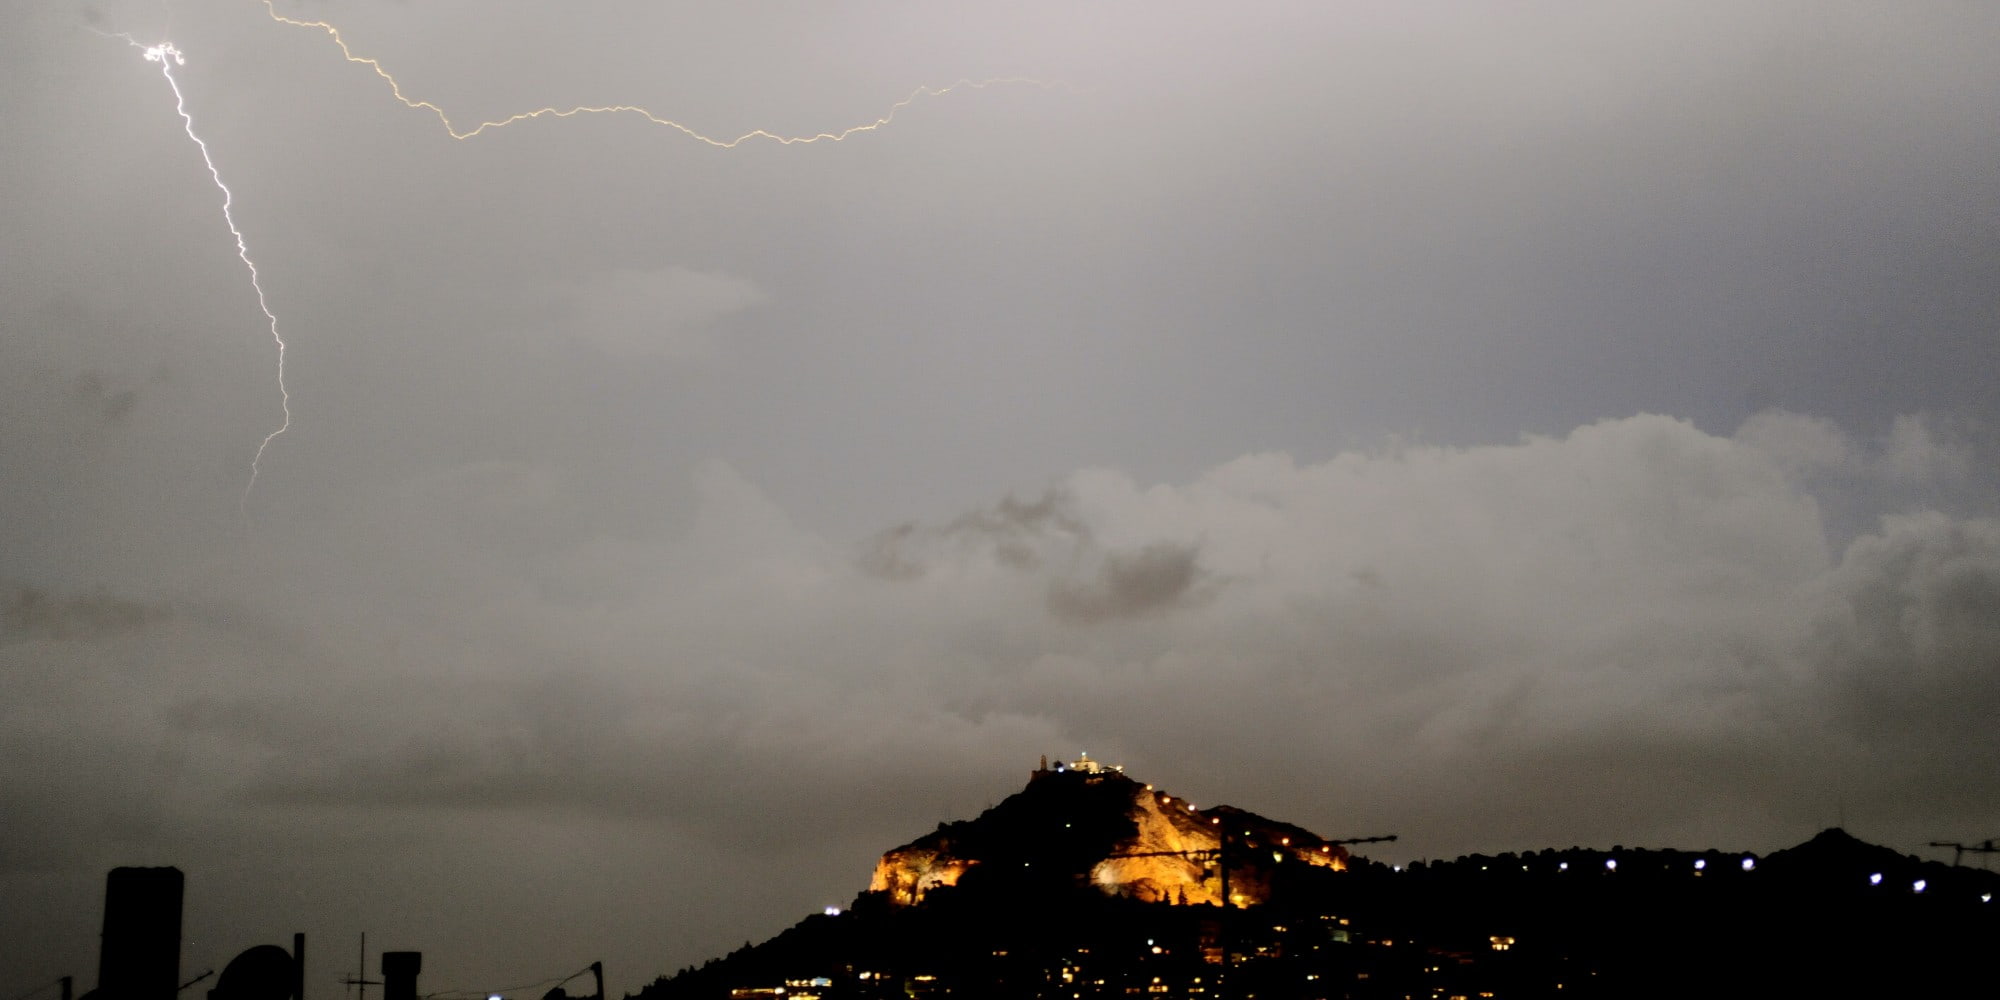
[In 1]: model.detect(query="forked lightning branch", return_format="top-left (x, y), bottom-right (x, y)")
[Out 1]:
top-left (129, 39), bottom-right (290, 510)
top-left (113, 5), bottom-right (1061, 506)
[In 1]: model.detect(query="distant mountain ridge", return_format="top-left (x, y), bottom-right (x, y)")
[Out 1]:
top-left (637, 762), bottom-right (2000, 1000)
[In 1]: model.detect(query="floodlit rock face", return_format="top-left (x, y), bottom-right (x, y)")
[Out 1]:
top-left (1087, 785), bottom-right (1222, 904)
top-left (867, 844), bottom-right (974, 904)
top-left (868, 756), bottom-right (1349, 907)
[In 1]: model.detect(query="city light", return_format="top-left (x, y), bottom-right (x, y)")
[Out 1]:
top-left (1693, 859), bottom-right (1706, 871)
top-left (1913, 879), bottom-right (1927, 893)
top-left (1740, 857), bottom-right (1756, 872)
top-left (1869, 873), bottom-right (1883, 885)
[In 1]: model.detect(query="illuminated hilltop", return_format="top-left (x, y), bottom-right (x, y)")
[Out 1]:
top-left (868, 754), bottom-right (1351, 909)
top-left (639, 766), bottom-right (2000, 1000)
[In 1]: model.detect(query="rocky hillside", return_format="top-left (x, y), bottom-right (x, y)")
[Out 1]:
top-left (636, 762), bottom-right (2000, 1000)
top-left (868, 755), bottom-right (1350, 908)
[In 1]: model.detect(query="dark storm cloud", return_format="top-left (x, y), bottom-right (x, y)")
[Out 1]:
top-left (860, 490), bottom-right (1089, 579)
top-left (7, 0), bottom-right (2000, 995)
top-left (864, 416), bottom-right (1996, 836)
top-left (1044, 542), bottom-right (1209, 625)
top-left (1811, 514), bottom-right (2000, 745)
top-left (5, 411), bottom-right (1999, 992)
top-left (135, 414), bottom-right (1982, 849)
top-left (1, 585), bottom-right (170, 640)
top-left (861, 492), bottom-right (1211, 622)
top-left (70, 371), bottom-right (140, 423)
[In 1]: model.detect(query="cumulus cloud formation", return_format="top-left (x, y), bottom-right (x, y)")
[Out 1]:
top-left (1876, 413), bottom-right (1974, 485)
top-left (860, 491), bottom-right (1211, 622)
top-left (1812, 512), bottom-right (2000, 736)
top-left (1738, 409), bottom-right (1971, 485)
top-left (855, 414), bottom-right (1998, 839)
top-left (861, 491), bottom-right (1091, 579)
top-left (2, 410), bottom-right (1997, 993)
top-left (19, 413), bottom-right (1992, 846)
top-left (1735, 409), bottom-right (1856, 476)
top-left (1045, 542), bottom-right (1209, 625)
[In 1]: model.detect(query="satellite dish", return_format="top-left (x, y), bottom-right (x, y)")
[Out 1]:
top-left (211, 945), bottom-right (295, 1000)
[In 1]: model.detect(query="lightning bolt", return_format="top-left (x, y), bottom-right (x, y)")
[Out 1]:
top-left (261, 1), bottom-right (1063, 145)
top-left (128, 37), bottom-right (292, 509)
top-left (106, 7), bottom-right (1062, 513)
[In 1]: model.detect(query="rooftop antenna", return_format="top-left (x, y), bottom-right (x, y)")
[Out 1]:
top-left (1928, 839), bottom-right (1998, 869)
top-left (340, 935), bottom-right (378, 1000)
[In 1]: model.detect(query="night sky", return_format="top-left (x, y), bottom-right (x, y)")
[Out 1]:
top-left (5, 2), bottom-right (1999, 997)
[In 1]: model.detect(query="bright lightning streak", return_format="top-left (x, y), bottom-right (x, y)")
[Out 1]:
top-left (107, 7), bottom-right (1057, 512)
top-left (261, 1), bottom-right (1062, 145)
top-left (132, 39), bottom-right (291, 509)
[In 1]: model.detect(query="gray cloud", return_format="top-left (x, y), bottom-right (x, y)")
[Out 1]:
top-left (1, 585), bottom-right (171, 641)
top-left (860, 490), bottom-right (1090, 579)
top-left (862, 492), bottom-right (1211, 623)
top-left (70, 371), bottom-right (140, 424)
top-left (1044, 542), bottom-right (1209, 625)
top-left (4, 410), bottom-right (1998, 992)
top-left (6, 0), bottom-right (2000, 992)
top-left (1812, 513), bottom-right (2000, 740)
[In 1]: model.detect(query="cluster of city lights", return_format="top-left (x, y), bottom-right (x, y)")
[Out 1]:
top-left (1404, 853), bottom-right (1994, 904)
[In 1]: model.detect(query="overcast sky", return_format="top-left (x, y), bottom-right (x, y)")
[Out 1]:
top-left (5, 0), bottom-right (2000, 995)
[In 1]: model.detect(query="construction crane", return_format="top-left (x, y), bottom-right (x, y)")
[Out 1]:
top-left (1928, 839), bottom-right (1999, 868)
top-left (1328, 834), bottom-right (1398, 847)
top-left (1105, 847), bottom-right (1223, 861)
top-left (1107, 834), bottom-right (1395, 861)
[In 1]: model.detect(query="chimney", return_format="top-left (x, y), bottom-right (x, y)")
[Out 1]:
top-left (98, 868), bottom-right (183, 1000)
top-left (380, 954), bottom-right (420, 1000)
